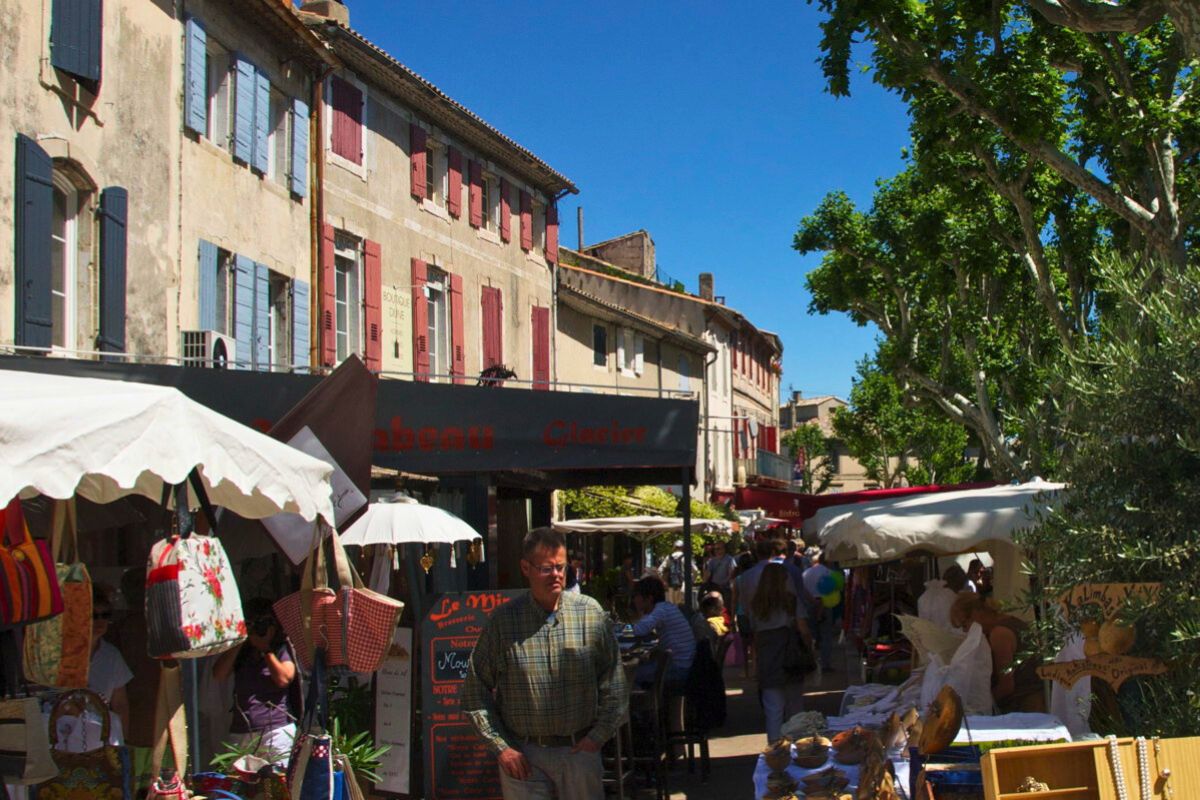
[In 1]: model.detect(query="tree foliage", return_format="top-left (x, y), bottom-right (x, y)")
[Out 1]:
top-left (558, 485), bottom-right (732, 561)
top-left (782, 423), bottom-right (837, 494)
top-left (1017, 256), bottom-right (1200, 735)
top-left (832, 359), bottom-right (975, 487)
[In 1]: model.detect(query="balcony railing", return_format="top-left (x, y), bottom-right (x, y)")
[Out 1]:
top-left (736, 449), bottom-right (793, 484)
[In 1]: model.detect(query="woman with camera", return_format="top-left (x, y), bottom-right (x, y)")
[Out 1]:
top-left (212, 598), bottom-right (298, 766)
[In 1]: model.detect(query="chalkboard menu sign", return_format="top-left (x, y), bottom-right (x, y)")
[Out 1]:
top-left (421, 591), bottom-right (522, 800)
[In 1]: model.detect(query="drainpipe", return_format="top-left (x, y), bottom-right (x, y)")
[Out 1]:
top-left (311, 65), bottom-right (334, 369)
top-left (703, 348), bottom-right (717, 499)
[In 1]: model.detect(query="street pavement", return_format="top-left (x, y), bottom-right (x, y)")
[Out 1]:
top-left (629, 637), bottom-right (856, 799)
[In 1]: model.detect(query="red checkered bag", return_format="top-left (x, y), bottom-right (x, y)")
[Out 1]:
top-left (274, 526), bottom-right (402, 673)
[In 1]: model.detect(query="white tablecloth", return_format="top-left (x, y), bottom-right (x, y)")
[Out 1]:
top-left (752, 713), bottom-right (1071, 799)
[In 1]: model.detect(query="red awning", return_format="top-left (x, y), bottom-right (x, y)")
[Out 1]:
top-left (713, 482), bottom-right (995, 523)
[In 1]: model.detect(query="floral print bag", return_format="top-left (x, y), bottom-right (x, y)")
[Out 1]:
top-left (145, 481), bottom-right (245, 659)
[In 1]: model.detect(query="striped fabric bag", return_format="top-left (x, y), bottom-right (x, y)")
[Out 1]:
top-left (0, 696), bottom-right (57, 785)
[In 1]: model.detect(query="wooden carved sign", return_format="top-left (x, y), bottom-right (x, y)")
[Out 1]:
top-left (1038, 582), bottom-right (1167, 690)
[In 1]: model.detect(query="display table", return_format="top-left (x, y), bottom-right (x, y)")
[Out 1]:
top-left (752, 713), bottom-right (1071, 799)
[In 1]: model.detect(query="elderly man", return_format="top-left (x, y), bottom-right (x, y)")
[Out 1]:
top-left (463, 528), bottom-right (628, 800)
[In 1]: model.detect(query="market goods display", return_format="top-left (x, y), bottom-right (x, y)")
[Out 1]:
top-left (0, 496), bottom-right (63, 626)
top-left (0, 696), bottom-right (57, 785)
top-left (33, 690), bottom-right (132, 800)
top-left (763, 739), bottom-right (793, 771)
top-left (832, 725), bottom-right (877, 765)
top-left (23, 499), bottom-right (91, 688)
top-left (918, 686), bottom-right (964, 756)
top-left (781, 709), bottom-right (828, 740)
top-left (793, 734), bottom-right (832, 768)
top-left (801, 765), bottom-right (850, 794)
top-left (763, 769), bottom-right (798, 798)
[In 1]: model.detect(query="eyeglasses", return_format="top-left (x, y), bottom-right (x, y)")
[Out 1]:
top-left (530, 563), bottom-right (568, 576)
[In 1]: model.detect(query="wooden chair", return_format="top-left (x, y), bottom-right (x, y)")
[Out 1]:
top-left (627, 648), bottom-right (671, 800)
top-left (665, 635), bottom-right (732, 782)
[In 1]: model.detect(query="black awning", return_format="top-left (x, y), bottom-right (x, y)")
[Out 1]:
top-left (0, 356), bottom-right (697, 484)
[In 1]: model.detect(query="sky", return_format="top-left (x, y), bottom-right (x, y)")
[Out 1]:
top-left (343, 1), bottom-right (912, 400)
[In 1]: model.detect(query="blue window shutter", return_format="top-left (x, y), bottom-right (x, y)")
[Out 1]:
top-left (51, 0), bottom-right (102, 83)
top-left (184, 17), bottom-right (207, 134)
top-left (233, 55), bottom-right (254, 164)
top-left (254, 261), bottom-right (270, 369)
top-left (197, 239), bottom-right (218, 330)
top-left (233, 254), bottom-right (254, 368)
top-left (14, 134), bottom-right (54, 349)
top-left (291, 279), bottom-right (310, 373)
top-left (290, 98), bottom-right (309, 198)
top-left (253, 68), bottom-right (270, 174)
top-left (97, 186), bottom-right (127, 357)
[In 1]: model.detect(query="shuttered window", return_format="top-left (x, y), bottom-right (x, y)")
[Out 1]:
top-left (499, 178), bottom-right (511, 242)
top-left (330, 76), bottom-right (363, 165)
top-left (184, 17), bottom-right (206, 134)
top-left (290, 99), bottom-right (309, 198)
top-left (14, 135), bottom-right (54, 349)
top-left (96, 186), bottom-right (127, 357)
top-left (363, 239), bottom-right (382, 371)
top-left (519, 190), bottom-right (532, 251)
top-left (410, 258), bottom-right (429, 380)
top-left (447, 147), bottom-right (462, 218)
top-left (531, 305), bottom-right (550, 390)
top-left (449, 273), bottom-right (465, 383)
top-left (50, 0), bottom-right (102, 84)
top-left (291, 279), bottom-right (310, 373)
top-left (468, 161), bottom-right (482, 227)
top-left (481, 286), bottom-right (503, 369)
top-left (409, 124), bottom-right (426, 201)
top-left (233, 55), bottom-right (255, 164)
top-left (546, 202), bottom-right (559, 263)
top-left (252, 68), bottom-right (270, 174)
top-left (233, 254), bottom-right (255, 367)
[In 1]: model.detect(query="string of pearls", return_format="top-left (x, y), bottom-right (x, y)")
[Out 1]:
top-left (1108, 735), bottom-right (1129, 800)
top-left (1135, 737), bottom-right (1151, 800)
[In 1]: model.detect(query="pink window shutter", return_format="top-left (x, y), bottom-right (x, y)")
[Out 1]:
top-left (499, 178), bottom-right (512, 242)
top-left (519, 190), bottom-right (532, 251)
top-left (468, 161), bottom-right (483, 228)
top-left (330, 77), bottom-right (363, 165)
top-left (363, 240), bottom-right (382, 371)
top-left (409, 124), bottom-right (426, 201)
top-left (320, 224), bottom-right (337, 367)
top-left (545, 202), bottom-right (559, 264)
top-left (450, 273), bottom-right (466, 384)
top-left (447, 147), bottom-right (462, 218)
top-left (531, 306), bottom-right (550, 389)
top-left (411, 258), bottom-right (429, 381)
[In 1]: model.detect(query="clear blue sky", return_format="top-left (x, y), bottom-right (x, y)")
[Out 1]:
top-left (344, 1), bottom-right (911, 400)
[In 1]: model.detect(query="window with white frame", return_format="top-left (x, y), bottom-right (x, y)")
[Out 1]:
top-left (425, 265), bottom-right (451, 380)
top-left (205, 38), bottom-right (233, 150)
top-left (49, 175), bottom-right (78, 350)
top-left (213, 248), bottom-right (233, 336)
top-left (425, 143), bottom-right (446, 206)
top-left (334, 233), bottom-right (362, 363)
top-left (267, 271), bottom-right (291, 369)
top-left (618, 327), bottom-right (642, 376)
top-left (678, 353), bottom-right (690, 393)
top-left (481, 175), bottom-right (496, 232)
top-left (533, 200), bottom-right (546, 252)
top-left (592, 324), bottom-right (607, 368)
top-left (268, 87), bottom-right (290, 185)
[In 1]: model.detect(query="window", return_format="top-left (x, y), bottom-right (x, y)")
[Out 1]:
top-left (678, 354), bottom-right (690, 393)
top-left (425, 266), bottom-right (450, 380)
top-left (334, 233), bottom-right (362, 362)
top-left (268, 87), bottom-right (290, 185)
top-left (480, 176), bottom-right (495, 232)
top-left (268, 272), bottom-right (290, 369)
top-left (214, 248), bottom-right (233, 335)
top-left (50, 0), bottom-right (102, 84)
top-left (533, 200), bottom-right (546, 252)
top-left (618, 328), bottom-right (643, 376)
top-left (49, 176), bottom-right (78, 350)
top-left (206, 38), bottom-right (232, 150)
top-left (330, 75), bottom-right (363, 164)
top-left (592, 324), bottom-right (607, 367)
top-left (425, 144), bottom-right (446, 205)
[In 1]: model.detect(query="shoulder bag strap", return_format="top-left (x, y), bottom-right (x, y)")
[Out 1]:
top-left (186, 469), bottom-right (220, 535)
top-left (50, 498), bottom-right (79, 564)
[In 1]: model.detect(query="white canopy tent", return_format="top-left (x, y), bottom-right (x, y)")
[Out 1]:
top-left (552, 515), bottom-right (734, 544)
top-left (0, 370), bottom-right (336, 528)
top-left (814, 480), bottom-right (1064, 604)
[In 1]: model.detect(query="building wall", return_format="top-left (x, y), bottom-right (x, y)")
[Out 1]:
top-left (0, 0), bottom-right (181, 354)
top-left (178, 0), bottom-right (315, 364)
top-left (780, 394), bottom-right (879, 492)
top-left (705, 325), bottom-right (734, 493)
top-left (583, 231), bottom-right (654, 279)
top-left (321, 64), bottom-right (557, 385)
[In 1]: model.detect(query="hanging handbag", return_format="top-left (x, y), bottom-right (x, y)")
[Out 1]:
top-left (286, 650), bottom-right (334, 800)
top-left (146, 477), bottom-right (246, 659)
top-left (146, 663), bottom-right (189, 800)
top-left (274, 527), bottom-right (403, 673)
top-left (33, 689), bottom-right (133, 800)
top-left (24, 498), bottom-right (93, 687)
top-left (0, 696), bottom-right (58, 785)
top-left (0, 497), bottom-right (64, 626)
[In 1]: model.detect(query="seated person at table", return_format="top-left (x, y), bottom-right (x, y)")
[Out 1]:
top-left (630, 576), bottom-right (696, 688)
top-left (950, 592), bottom-right (1044, 713)
top-left (691, 592), bottom-right (728, 658)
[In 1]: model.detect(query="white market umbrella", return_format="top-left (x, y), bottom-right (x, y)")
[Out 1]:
top-left (552, 515), bottom-right (733, 544)
top-left (340, 495), bottom-right (480, 546)
top-left (0, 370), bottom-right (335, 525)
top-left (817, 479), bottom-right (1064, 604)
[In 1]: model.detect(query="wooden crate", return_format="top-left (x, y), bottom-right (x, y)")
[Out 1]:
top-left (981, 737), bottom-right (1200, 800)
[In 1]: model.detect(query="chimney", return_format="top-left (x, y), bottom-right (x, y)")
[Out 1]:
top-left (698, 273), bottom-right (714, 301)
top-left (299, 0), bottom-right (349, 25)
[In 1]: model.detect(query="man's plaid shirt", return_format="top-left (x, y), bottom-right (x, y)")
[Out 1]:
top-left (462, 590), bottom-right (628, 754)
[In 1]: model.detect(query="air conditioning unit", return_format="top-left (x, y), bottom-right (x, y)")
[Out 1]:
top-left (181, 330), bottom-right (236, 369)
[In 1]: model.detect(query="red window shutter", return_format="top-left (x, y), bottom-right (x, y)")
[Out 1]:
top-left (481, 286), bottom-right (503, 368)
top-left (331, 77), bottom-right (362, 165)
top-left (519, 190), bottom-right (532, 251)
top-left (410, 124), bottom-right (426, 201)
top-left (320, 223), bottom-right (337, 367)
top-left (449, 273), bottom-right (466, 384)
top-left (733, 419), bottom-right (740, 460)
top-left (531, 305), bottom-right (550, 390)
top-left (411, 258), bottom-right (429, 381)
top-left (468, 160), bottom-right (483, 228)
top-left (499, 178), bottom-right (511, 242)
top-left (545, 202), bottom-right (559, 264)
top-left (363, 239), bottom-right (382, 371)
top-left (447, 147), bottom-right (462, 218)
